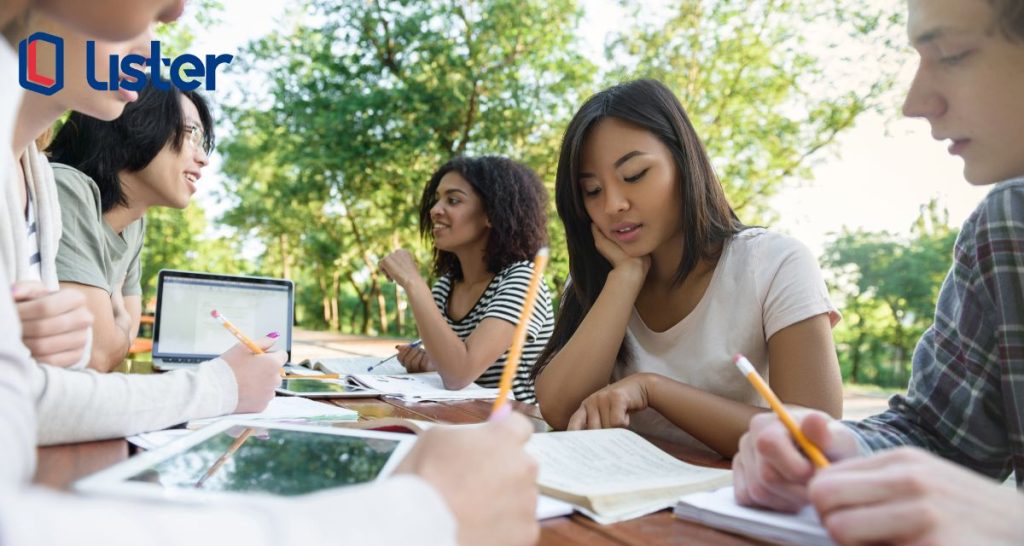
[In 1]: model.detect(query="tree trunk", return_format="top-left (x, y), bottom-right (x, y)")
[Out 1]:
top-left (278, 234), bottom-right (292, 280)
top-left (330, 269), bottom-right (341, 331)
top-left (850, 329), bottom-right (866, 383)
top-left (394, 286), bottom-right (406, 335)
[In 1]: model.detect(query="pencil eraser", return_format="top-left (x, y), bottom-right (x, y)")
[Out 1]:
top-left (210, 310), bottom-right (220, 318)
top-left (734, 354), bottom-right (755, 375)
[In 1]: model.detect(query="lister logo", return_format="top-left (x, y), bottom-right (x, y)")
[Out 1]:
top-left (19, 32), bottom-right (63, 95)
top-left (18, 32), bottom-right (233, 95)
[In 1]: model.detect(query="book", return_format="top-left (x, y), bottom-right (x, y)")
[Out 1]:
top-left (306, 356), bottom-right (406, 376)
top-left (673, 486), bottom-right (834, 546)
top-left (347, 371), bottom-right (505, 401)
top-left (186, 396), bottom-right (358, 429)
top-left (525, 428), bottom-right (733, 524)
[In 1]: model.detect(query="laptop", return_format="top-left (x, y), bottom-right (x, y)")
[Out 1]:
top-left (151, 270), bottom-right (294, 371)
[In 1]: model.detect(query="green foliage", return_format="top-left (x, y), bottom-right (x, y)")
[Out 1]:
top-left (824, 200), bottom-right (958, 387)
top-left (141, 206), bottom-right (247, 307)
top-left (604, 0), bottom-right (904, 225)
top-left (139, 0), bottom-right (923, 391)
top-left (217, 0), bottom-right (593, 334)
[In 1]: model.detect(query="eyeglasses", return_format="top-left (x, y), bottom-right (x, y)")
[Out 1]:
top-left (184, 124), bottom-right (206, 151)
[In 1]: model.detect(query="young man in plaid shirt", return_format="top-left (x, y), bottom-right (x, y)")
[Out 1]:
top-left (732, 0), bottom-right (1024, 544)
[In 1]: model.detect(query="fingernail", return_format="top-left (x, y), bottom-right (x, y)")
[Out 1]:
top-left (267, 331), bottom-right (280, 339)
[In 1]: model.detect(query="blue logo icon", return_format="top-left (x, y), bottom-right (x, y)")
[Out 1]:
top-left (19, 32), bottom-right (64, 96)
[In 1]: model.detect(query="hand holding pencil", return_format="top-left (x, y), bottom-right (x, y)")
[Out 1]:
top-left (213, 309), bottom-right (288, 413)
top-left (731, 354), bottom-right (862, 513)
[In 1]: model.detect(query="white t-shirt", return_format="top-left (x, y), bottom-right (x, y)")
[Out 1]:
top-left (611, 228), bottom-right (840, 450)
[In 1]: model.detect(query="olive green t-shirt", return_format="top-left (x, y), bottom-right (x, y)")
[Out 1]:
top-left (52, 163), bottom-right (144, 296)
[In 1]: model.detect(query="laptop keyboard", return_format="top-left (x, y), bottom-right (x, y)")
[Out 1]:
top-left (158, 357), bottom-right (205, 364)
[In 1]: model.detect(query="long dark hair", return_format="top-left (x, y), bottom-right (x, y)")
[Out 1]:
top-left (534, 79), bottom-right (744, 376)
top-left (418, 156), bottom-right (548, 281)
top-left (48, 84), bottom-right (214, 213)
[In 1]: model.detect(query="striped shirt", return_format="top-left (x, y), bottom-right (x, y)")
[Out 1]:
top-left (845, 178), bottom-right (1024, 487)
top-left (431, 260), bottom-right (554, 403)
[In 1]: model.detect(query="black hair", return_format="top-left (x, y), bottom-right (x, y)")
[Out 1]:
top-left (989, 0), bottom-right (1024, 41)
top-left (533, 79), bottom-right (745, 377)
top-left (47, 84), bottom-right (214, 213)
top-left (418, 156), bottom-right (548, 281)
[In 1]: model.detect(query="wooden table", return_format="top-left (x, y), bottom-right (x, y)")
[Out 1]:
top-left (35, 396), bottom-right (762, 545)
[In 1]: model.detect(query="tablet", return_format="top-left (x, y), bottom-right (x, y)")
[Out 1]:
top-left (76, 420), bottom-right (414, 501)
top-left (276, 378), bottom-right (380, 398)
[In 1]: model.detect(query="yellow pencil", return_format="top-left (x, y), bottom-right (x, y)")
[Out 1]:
top-left (211, 309), bottom-right (264, 354)
top-left (734, 354), bottom-right (830, 469)
top-left (211, 309), bottom-right (285, 377)
top-left (490, 247), bottom-right (549, 419)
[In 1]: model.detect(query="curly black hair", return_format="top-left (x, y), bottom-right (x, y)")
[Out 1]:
top-left (418, 156), bottom-right (548, 281)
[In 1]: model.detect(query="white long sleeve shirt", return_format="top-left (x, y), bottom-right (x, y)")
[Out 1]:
top-left (0, 40), bottom-right (456, 546)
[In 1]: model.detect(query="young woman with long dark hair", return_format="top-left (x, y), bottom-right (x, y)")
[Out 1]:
top-left (534, 79), bottom-right (842, 456)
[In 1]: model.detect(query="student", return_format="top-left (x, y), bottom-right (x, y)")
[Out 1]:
top-left (3, 15), bottom-right (281, 445)
top-left (732, 0), bottom-right (1024, 543)
top-left (533, 79), bottom-right (842, 457)
top-left (0, 2), bottom-right (539, 545)
top-left (47, 83), bottom-right (213, 372)
top-left (378, 156), bottom-right (553, 403)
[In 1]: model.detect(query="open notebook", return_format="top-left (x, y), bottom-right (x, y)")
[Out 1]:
top-left (298, 357), bottom-right (505, 401)
top-left (674, 486), bottom-right (834, 546)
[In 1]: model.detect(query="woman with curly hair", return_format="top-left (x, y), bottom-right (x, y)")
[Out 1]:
top-left (379, 156), bottom-right (553, 403)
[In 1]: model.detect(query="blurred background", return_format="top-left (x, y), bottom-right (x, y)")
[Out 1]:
top-left (138, 0), bottom-right (986, 390)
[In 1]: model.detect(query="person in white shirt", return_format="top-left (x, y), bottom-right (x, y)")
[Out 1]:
top-left (534, 79), bottom-right (843, 457)
top-left (3, 13), bottom-right (284, 445)
top-left (0, 3), bottom-right (539, 546)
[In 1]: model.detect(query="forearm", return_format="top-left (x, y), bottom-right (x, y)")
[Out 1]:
top-left (404, 281), bottom-right (482, 387)
top-left (32, 359), bottom-right (237, 445)
top-left (645, 375), bottom-right (769, 457)
top-left (1, 475), bottom-right (456, 546)
top-left (537, 270), bottom-right (642, 429)
top-left (87, 327), bottom-right (131, 372)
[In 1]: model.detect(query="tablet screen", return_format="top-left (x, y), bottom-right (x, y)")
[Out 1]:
top-left (279, 379), bottom-right (367, 395)
top-left (126, 425), bottom-right (400, 496)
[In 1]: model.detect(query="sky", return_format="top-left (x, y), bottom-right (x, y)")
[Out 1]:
top-left (187, 0), bottom-right (991, 258)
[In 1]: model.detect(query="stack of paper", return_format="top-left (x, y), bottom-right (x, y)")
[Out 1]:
top-left (186, 397), bottom-right (358, 429)
top-left (126, 429), bottom-right (193, 450)
top-left (673, 487), bottom-right (834, 546)
top-left (348, 372), bottom-right (507, 401)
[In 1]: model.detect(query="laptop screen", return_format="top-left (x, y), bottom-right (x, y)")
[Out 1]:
top-left (154, 273), bottom-right (293, 359)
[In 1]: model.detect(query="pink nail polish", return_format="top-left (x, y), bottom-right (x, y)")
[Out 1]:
top-left (267, 331), bottom-right (280, 339)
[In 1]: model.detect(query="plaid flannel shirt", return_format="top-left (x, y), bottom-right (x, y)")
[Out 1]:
top-left (844, 178), bottom-right (1024, 487)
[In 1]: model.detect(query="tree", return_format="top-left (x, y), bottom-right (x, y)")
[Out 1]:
top-left (218, 0), bottom-right (593, 334)
top-left (604, 0), bottom-right (904, 225)
top-left (824, 199), bottom-right (957, 386)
